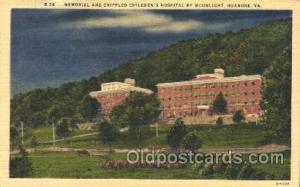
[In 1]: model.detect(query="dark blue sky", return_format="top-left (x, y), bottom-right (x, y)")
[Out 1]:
top-left (11, 9), bottom-right (291, 95)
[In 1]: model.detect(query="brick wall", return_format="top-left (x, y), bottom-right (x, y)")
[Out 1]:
top-left (157, 77), bottom-right (263, 122)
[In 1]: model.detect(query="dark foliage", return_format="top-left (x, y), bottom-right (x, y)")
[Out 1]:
top-left (216, 117), bottom-right (223, 126)
top-left (263, 47), bottom-right (291, 144)
top-left (232, 110), bottom-right (245, 124)
top-left (213, 92), bottom-right (227, 113)
top-left (98, 120), bottom-right (118, 152)
top-left (166, 118), bottom-right (187, 149)
top-left (110, 92), bottom-right (160, 149)
top-left (182, 130), bottom-right (202, 152)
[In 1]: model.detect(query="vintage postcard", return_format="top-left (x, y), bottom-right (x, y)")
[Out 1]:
top-left (0, 0), bottom-right (299, 186)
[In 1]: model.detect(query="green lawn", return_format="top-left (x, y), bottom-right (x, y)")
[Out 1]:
top-left (11, 123), bottom-right (290, 179)
top-left (16, 151), bottom-right (290, 179)
top-left (32, 127), bottom-right (96, 142)
top-left (48, 124), bottom-right (272, 149)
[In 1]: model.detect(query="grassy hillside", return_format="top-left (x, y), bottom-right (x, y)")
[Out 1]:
top-left (10, 19), bottom-right (292, 128)
top-left (25, 124), bottom-right (270, 149)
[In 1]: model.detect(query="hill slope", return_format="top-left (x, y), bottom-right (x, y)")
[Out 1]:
top-left (11, 19), bottom-right (291, 127)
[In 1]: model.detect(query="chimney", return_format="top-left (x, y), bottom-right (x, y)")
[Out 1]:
top-left (214, 68), bottom-right (224, 79)
top-left (124, 78), bottom-right (135, 86)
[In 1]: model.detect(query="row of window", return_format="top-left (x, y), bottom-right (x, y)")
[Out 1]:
top-left (159, 81), bottom-right (258, 92)
top-left (161, 106), bottom-right (261, 118)
top-left (159, 91), bottom-right (259, 101)
top-left (160, 101), bottom-right (260, 110)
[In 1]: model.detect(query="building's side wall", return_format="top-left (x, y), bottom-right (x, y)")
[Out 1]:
top-left (157, 78), bottom-right (263, 124)
top-left (95, 92), bottom-right (129, 118)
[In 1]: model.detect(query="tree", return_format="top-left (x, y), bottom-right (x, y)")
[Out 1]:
top-left (47, 103), bottom-right (64, 124)
top-left (55, 117), bottom-right (72, 140)
top-left (166, 118), bottom-right (187, 151)
top-left (30, 136), bottom-right (38, 149)
top-left (110, 91), bottom-right (160, 150)
top-left (98, 120), bottom-right (118, 152)
top-left (232, 110), bottom-right (245, 124)
top-left (216, 117), bottom-right (223, 126)
top-left (213, 92), bottom-right (227, 114)
top-left (263, 47), bottom-right (291, 143)
top-left (182, 130), bottom-right (202, 152)
top-left (10, 126), bottom-right (20, 146)
top-left (79, 95), bottom-right (99, 122)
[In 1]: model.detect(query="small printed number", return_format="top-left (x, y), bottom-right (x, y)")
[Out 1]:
top-left (276, 182), bottom-right (289, 185)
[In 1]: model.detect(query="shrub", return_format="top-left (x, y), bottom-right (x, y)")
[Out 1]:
top-left (213, 92), bottom-right (227, 114)
top-left (199, 163), bottom-right (214, 177)
top-left (233, 110), bottom-right (245, 124)
top-left (182, 130), bottom-right (202, 152)
top-left (30, 135), bottom-right (38, 148)
top-left (237, 163), bottom-right (254, 179)
top-left (10, 155), bottom-right (33, 178)
top-left (224, 164), bottom-right (240, 179)
top-left (216, 117), bottom-right (223, 126)
top-left (166, 118), bottom-right (187, 150)
top-left (98, 120), bottom-right (118, 152)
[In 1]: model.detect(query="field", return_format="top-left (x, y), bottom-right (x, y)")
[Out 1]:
top-left (15, 151), bottom-right (290, 179)
top-left (26, 123), bottom-right (277, 150)
top-left (11, 123), bottom-right (290, 179)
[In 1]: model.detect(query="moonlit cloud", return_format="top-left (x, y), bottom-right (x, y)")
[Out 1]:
top-left (60, 10), bottom-right (228, 33)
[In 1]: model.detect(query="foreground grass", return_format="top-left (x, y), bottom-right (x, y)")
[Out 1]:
top-left (17, 151), bottom-right (290, 179)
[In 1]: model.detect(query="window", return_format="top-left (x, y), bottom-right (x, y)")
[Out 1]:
top-left (244, 82), bottom-right (248, 86)
top-left (252, 81), bottom-right (256, 86)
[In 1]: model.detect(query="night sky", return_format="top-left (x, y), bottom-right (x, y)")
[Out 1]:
top-left (11, 9), bottom-right (291, 95)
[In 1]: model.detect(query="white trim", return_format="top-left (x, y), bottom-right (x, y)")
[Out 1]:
top-left (89, 86), bottom-right (153, 97)
top-left (157, 74), bottom-right (262, 87)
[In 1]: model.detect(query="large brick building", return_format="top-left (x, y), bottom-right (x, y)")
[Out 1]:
top-left (156, 69), bottom-right (263, 123)
top-left (89, 78), bottom-right (153, 118)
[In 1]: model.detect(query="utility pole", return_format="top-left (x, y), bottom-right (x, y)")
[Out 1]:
top-left (20, 121), bottom-right (24, 145)
top-left (52, 122), bottom-right (56, 147)
top-left (155, 123), bottom-right (159, 137)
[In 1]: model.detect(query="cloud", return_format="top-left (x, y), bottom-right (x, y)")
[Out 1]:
top-left (60, 10), bottom-right (228, 34)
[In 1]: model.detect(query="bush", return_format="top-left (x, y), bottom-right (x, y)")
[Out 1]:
top-left (10, 155), bottom-right (33, 178)
top-left (98, 120), bottom-right (118, 152)
top-left (213, 92), bottom-right (227, 114)
top-left (216, 117), bottom-right (223, 126)
top-left (224, 164), bottom-right (240, 179)
top-left (30, 135), bottom-right (38, 148)
top-left (55, 118), bottom-right (72, 139)
top-left (233, 110), bottom-right (245, 124)
top-left (237, 163), bottom-right (254, 179)
top-left (199, 163), bottom-right (214, 177)
top-left (166, 118), bottom-right (187, 150)
top-left (182, 130), bottom-right (202, 152)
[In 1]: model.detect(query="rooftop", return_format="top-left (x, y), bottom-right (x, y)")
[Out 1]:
top-left (157, 69), bottom-right (262, 87)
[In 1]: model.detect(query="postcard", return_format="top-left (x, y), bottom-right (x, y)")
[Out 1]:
top-left (0, 0), bottom-right (299, 187)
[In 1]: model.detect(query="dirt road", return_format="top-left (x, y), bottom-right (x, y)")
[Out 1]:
top-left (10, 144), bottom-right (290, 156)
